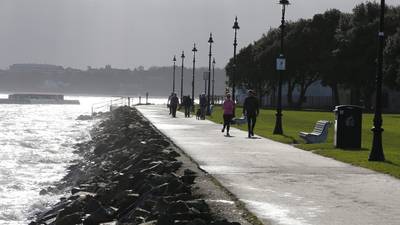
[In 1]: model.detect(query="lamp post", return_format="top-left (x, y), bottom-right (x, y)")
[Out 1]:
top-left (172, 56), bottom-right (176, 93)
top-left (232, 16), bottom-right (240, 114)
top-left (212, 57), bottom-right (216, 104)
top-left (207, 33), bottom-right (214, 115)
top-left (180, 51), bottom-right (185, 102)
top-left (273, 0), bottom-right (289, 135)
top-left (369, 0), bottom-right (385, 161)
top-left (203, 72), bottom-right (208, 94)
top-left (192, 44), bottom-right (198, 111)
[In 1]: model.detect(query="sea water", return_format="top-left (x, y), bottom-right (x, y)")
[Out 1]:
top-left (0, 96), bottom-right (168, 225)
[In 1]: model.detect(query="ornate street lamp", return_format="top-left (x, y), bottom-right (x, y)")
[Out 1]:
top-left (369, 0), bottom-right (385, 161)
top-left (192, 44), bottom-right (198, 111)
top-left (203, 71), bottom-right (208, 95)
top-left (207, 33), bottom-right (214, 115)
top-left (212, 57), bottom-right (216, 105)
top-left (180, 51), bottom-right (185, 102)
top-left (172, 56), bottom-right (176, 93)
top-left (232, 16), bottom-right (240, 115)
top-left (273, 0), bottom-right (290, 135)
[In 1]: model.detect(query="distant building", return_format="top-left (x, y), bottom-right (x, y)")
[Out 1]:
top-left (339, 87), bottom-right (400, 113)
top-left (236, 80), bottom-right (333, 109)
top-left (9, 64), bottom-right (64, 75)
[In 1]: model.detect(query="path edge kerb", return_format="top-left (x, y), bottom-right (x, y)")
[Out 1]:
top-left (134, 106), bottom-right (266, 225)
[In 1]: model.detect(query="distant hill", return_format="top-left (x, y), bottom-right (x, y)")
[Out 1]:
top-left (0, 64), bottom-right (227, 97)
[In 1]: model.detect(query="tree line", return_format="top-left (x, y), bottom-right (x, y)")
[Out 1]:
top-left (225, 2), bottom-right (400, 109)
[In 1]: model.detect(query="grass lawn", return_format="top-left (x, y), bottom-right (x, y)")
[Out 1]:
top-left (207, 106), bottom-right (400, 179)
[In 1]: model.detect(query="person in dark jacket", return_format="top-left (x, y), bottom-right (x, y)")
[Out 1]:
top-left (199, 93), bottom-right (207, 120)
top-left (182, 95), bottom-right (192, 118)
top-left (167, 92), bottom-right (174, 115)
top-left (170, 93), bottom-right (179, 118)
top-left (243, 90), bottom-right (259, 138)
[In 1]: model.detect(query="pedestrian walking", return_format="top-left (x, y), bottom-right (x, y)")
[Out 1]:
top-left (167, 92), bottom-right (174, 115)
top-left (221, 93), bottom-right (235, 136)
top-left (183, 95), bottom-right (192, 118)
top-left (170, 93), bottom-right (179, 118)
top-left (243, 90), bottom-right (259, 138)
top-left (199, 93), bottom-right (207, 120)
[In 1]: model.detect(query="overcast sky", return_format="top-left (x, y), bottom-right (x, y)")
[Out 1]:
top-left (0, 0), bottom-right (398, 70)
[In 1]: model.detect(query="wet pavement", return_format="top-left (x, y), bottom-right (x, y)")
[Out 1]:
top-left (137, 105), bottom-right (400, 225)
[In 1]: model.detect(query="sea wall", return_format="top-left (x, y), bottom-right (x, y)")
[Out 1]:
top-left (29, 106), bottom-right (243, 225)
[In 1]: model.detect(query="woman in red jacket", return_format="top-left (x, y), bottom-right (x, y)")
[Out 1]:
top-left (221, 93), bottom-right (235, 136)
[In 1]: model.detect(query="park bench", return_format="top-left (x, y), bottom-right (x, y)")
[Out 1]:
top-left (299, 120), bottom-right (331, 144)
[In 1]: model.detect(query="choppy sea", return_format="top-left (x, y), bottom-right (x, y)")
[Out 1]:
top-left (0, 95), bottom-right (167, 225)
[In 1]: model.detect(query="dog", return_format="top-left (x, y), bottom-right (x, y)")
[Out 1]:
top-left (196, 108), bottom-right (201, 120)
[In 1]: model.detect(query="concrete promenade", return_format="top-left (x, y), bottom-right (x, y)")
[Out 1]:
top-left (137, 105), bottom-right (400, 225)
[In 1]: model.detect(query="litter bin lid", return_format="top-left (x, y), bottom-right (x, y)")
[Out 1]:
top-left (334, 105), bottom-right (363, 111)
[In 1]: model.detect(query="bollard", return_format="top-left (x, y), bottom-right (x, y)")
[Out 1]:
top-left (146, 92), bottom-right (149, 104)
top-left (139, 96), bottom-right (142, 105)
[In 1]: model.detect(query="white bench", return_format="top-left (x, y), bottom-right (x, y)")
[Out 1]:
top-left (299, 120), bottom-right (331, 144)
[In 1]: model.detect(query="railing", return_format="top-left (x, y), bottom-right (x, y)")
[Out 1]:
top-left (91, 97), bottom-right (131, 115)
top-left (91, 93), bottom-right (153, 115)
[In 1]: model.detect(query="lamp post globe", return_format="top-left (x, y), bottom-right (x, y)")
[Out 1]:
top-left (180, 51), bottom-right (185, 103)
top-left (273, 0), bottom-right (290, 135)
top-left (279, 0), bottom-right (290, 5)
top-left (192, 44), bottom-right (198, 112)
top-left (207, 33), bottom-right (214, 115)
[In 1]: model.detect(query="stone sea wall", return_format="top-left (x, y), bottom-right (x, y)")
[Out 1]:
top-left (29, 106), bottom-right (242, 225)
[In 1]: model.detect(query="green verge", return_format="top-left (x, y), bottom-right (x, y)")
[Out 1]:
top-left (207, 106), bottom-right (400, 179)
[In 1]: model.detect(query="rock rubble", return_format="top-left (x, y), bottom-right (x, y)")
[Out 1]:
top-left (29, 106), bottom-right (241, 225)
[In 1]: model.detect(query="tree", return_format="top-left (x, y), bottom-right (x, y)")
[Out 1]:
top-left (283, 20), bottom-right (322, 107)
top-left (384, 5), bottom-right (400, 90)
top-left (384, 28), bottom-right (400, 90)
top-left (225, 2), bottom-right (400, 110)
top-left (226, 28), bottom-right (281, 104)
top-left (333, 2), bottom-right (382, 108)
top-left (312, 9), bottom-right (344, 105)
top-left (253, 28), bottom-right (281, 104)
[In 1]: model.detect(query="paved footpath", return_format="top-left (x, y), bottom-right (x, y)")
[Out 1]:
top-left (137, 105), bottom-right (400, 225)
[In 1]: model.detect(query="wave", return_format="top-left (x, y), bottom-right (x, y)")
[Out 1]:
top-left (0, 210), bottom-right (20, 221)
top-left (0, 96), bottom-right (104, 224)
top-left (19, 141), bottom-right (39, 149)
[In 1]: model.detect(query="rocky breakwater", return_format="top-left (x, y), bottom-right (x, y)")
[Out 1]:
top-left (30, 106), bottom-right (242, 225)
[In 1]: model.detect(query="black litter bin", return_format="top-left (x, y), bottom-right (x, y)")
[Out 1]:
top-left (333, 105), bottom-right (363, 149)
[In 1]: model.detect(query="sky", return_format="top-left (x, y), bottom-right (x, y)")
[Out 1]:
top-left (0, 0), bottom-right (398, 70)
